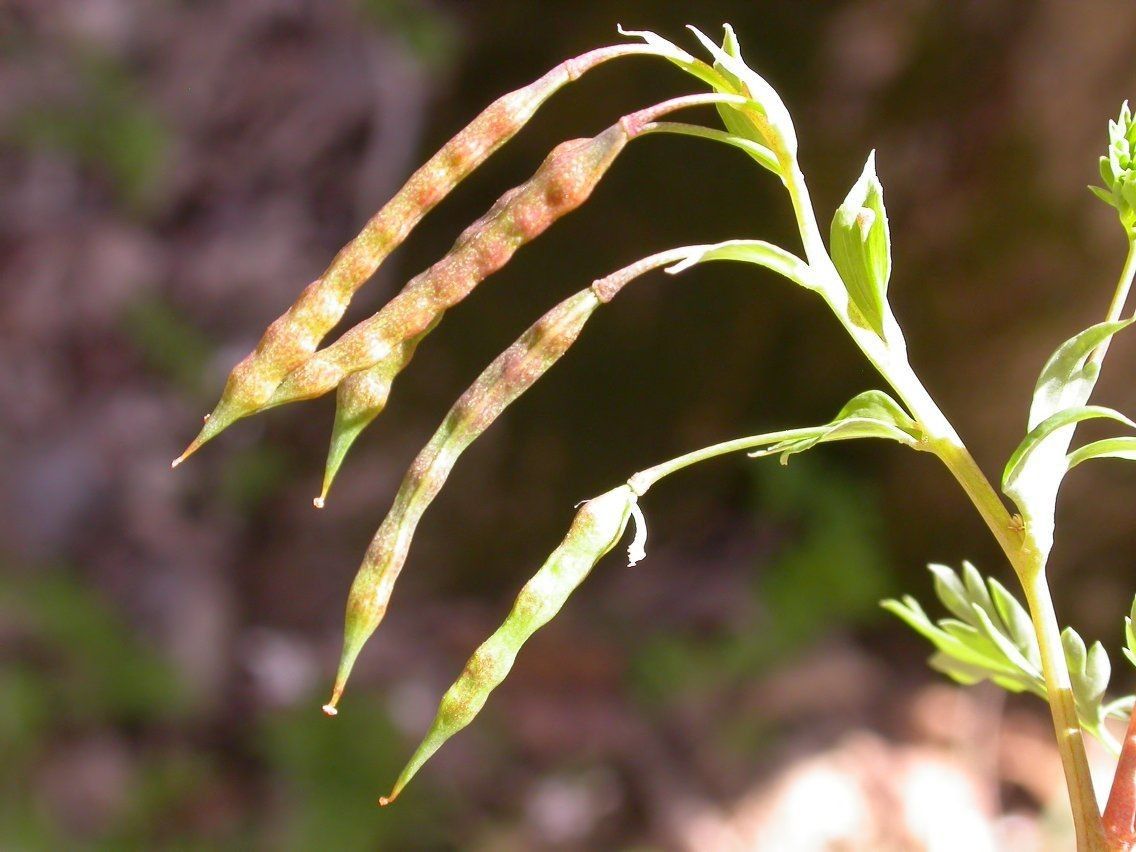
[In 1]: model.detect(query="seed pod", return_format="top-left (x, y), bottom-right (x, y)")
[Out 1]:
top-left (271, 92), bottom-right (741, 411)
top-left (172, 43), bottom-right (688, 466)
top-left (314, 318), bottom-right (439, 509)
top-left (319, 247), bottom-right (698, 711)
top-left (316, 247), bottom-right (696, 504)
top-left (269, 125), bottom-right (630, 408)
top-left (378, 484), bottom-right (638, 805)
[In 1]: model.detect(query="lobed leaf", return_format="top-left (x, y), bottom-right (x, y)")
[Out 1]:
top-left (884, 562), bottom-right (1128, 750)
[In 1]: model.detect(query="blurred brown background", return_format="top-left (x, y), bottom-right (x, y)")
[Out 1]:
top-left (2, 1), bottom-right (1136, 849)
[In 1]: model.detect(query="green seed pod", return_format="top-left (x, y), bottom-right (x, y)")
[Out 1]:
top-left (378, 484), bottom-right (638, 805)
top-left (321, 247), bottom-right (697, 711)
top-left (314, 319), bottom-right (437, 509)
top-left (172, 43), bottom-right (678, 466)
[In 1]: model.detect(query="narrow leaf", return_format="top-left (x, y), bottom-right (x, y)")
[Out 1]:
top-left (1003, 405), bottom-right (1136, 491)
top-left (685, 25), bottom-right (798, 156)
top-left (1084, 642), bottom-right (1111, 704)
top-left (664, 239), bottom-right (815, 289)
top-left (750, 390), bottom-right (920, 462)
top-left (972, 605), bottom-right (1041, 679)
top-left (1028, 320), bottom-right (1131, 429)
top-left (1067, 436), bottom-right (1136, 470)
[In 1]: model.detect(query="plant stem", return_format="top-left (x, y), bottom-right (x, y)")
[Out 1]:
top-left (781, 155), bottom-right (1107, 849)
top-left (1091, 238), bottom-right (1136, 365)
top-left (629, 427), bottom-right (825, 493)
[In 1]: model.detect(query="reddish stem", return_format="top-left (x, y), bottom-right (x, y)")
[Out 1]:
top-left (1104, 708), bottom-right (1136, 849)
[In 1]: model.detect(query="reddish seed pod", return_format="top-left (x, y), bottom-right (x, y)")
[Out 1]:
top-left (270, 93), bottom-right (740, 412)
top-left (321, 247), bottom-right (699, 712)
top-left (173, 43), bottom-right (675, 465)
top-left (269, 125), bottom-right (631, 408)
top-left (314, 321), bottom-right (435, 509)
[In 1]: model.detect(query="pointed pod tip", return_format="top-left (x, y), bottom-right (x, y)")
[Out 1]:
top-left (172, 434), bottom-right (205, 469)
top-left (321, 703), bottom-right (338, 717)
top-left (313, 495), bottom-right (326, 509)
top-left (378, 794), bottom-right (395, 807)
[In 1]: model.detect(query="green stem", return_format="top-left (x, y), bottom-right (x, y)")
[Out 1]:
top-left (780, 154), bottom-right (1106, 849)
top-left (1091, 237), bottom-right (1136, 366)
top-left (629, 427), bottom-right (826, 493)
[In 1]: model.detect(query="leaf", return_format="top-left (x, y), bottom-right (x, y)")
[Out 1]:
top-left (829, 152), bottom-right (891, 338)
top-left (665, 239), bottom-right (816, 289)
top-left (972, 605), bottom-right (1040, 679)
top-left (883, 562), bottom-right (1130, 751)
top-left (960, 560), bottom-right (997, 625)
top-left (1067, 436), bottom-right (1136, 470)
top-left (647, 122), bottom-right (778, 175)
top-left (927, 563), bottom-right (975, 624)
top-left (988, 576), bottom-right (1041, 670)
top-left (1027, 320), bottom-right (1131, 430)
top-left (616, 26), bottom-right (731, 92)
top-left (711, 25), bottom-right (773, 154)
top-left (1090, 184), bottom-right (1118, 208)
top-left (686, 25), bottom-right (798, 156)
top-left (1083, 642), bottom-right (1111, 704)
top-left (750, 390), bottom-right (920, 463)
top-left (1002, 405), bottom-right (1136, 493)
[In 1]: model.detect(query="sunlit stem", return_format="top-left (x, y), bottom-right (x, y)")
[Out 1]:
top-left (629, 427), bottom-right (826, 494)
top-left (780, 150), bottom-right (1106, 850)
top-left (1091, 237), bottom-right (1136, 366)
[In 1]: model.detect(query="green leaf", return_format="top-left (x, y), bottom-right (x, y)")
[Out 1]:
top-left (988, 576), bottom-right (1041, 670)
top-left (1002, 405), bottom-right (1136, 492)
top-left (972, 606), bottom-right (1040, 679)
top-left (829, 152), bottom-right (891, 338)
top-left (647, 123), bottom-right (778, 175)
top-left (750, 390), bottom-right (920, 463)
top-left (960, 560), bottom-right (997, 623)
top-left (616, 26), bottom-right (732, 92)
top-left (1062, 627), bottom-right (1087, 678)
top-left (1067, 436), bottom-right (1136, 470)
top-left (927, 563), bottom-right (975, 624)
top-left (665, 239), bottom-right (815, 289)
top-left (1083, 642), bottom-right (1111, 704)
top-left (1090, 184), bottom-right (1118, 208)
top-left (1027, 320), bottom-right (1131, 429)
top-left (883, 562), bottom-right (1129, 751)
top-left (711, 25), bottom-right (774, 155)
top-left (686, 25), bottom-right (797, 157)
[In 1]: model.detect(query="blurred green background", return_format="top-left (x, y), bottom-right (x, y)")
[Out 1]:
top-left (2, 1), bottom-right (1135, 848)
